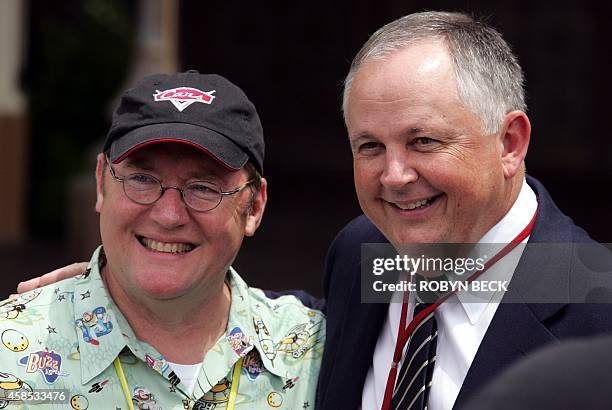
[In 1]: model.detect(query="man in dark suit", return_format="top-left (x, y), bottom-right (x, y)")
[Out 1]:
top-left (316, 11), bottom-right (612, 410)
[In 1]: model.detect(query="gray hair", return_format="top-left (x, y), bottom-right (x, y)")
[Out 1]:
top-left (343, 11), bottom-right (526, 133)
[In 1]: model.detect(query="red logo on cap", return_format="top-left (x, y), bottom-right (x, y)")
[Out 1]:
top-left (153, 87), bottom-right (216, 112)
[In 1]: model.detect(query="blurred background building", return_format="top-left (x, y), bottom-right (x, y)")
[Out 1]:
top-left (1, 0), bottom-right (610, 298)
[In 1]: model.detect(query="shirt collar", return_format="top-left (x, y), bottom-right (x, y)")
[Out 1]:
top-left (73, 247), bottom-right (128, 384)
top-left (74, 247), bottom-right (179, 385)
top-left (74, 251), bottom-right (304, 393)
top-left (192, 267), bottom-right (302, 399)
top-left (478, 178), bottom-right (538, 244)
top-left (456, 179), bottom-right (538, 324)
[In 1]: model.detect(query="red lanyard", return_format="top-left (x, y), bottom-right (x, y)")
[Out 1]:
top-left (380, 206), bottom-right (538, 410)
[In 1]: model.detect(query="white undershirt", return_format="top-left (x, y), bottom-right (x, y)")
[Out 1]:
top-left (361, 180), bottom-right (538, 410)
top-left (167, 361), bottom-right (203, 395)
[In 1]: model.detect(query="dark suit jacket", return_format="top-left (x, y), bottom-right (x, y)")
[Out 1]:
top-left (316, 176), bottom-right (612, 410)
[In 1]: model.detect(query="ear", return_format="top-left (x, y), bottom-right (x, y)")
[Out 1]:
top-left (244, 178), bottom-right (268, 237)
top-left (499, 111), bottom-right (531, 179)
top-left (95, 153), bottom-right (106, 213)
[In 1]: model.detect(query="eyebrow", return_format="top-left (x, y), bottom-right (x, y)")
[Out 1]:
top-left (349, 127), bottom-right (426, 146)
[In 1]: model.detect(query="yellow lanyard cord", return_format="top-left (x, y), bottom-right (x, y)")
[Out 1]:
top-left (227, 357), bottom-right (243, 410)
top-left (114, 356), bottom-right (243, 410)
top-left (114, 357), bottom-right (135, 410)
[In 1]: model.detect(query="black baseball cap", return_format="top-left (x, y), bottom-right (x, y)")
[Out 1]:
top-left (104, 70), bottom-right (265, 174)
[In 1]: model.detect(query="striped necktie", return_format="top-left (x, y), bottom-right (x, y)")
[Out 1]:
top-left (391, 302), bottom-right (438, 410)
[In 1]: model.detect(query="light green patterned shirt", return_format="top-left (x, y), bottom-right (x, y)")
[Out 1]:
top-left (0, 247), bottom-right (325, 409)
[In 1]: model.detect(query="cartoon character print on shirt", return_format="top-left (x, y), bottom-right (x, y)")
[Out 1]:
top-left (1, 329), bottom-right (29, 352)
top-left (146, 353), bottom-right (170, 375)
top-left (253, 316), bottom-right (277, 363)
top-left (0, 371), bottom-right (34, 408)
top-left (227, 327), bottom-right (252, 357)
top-left (0, 289), bottom-right (42, 321)
top-left (275, 321), bottom-right (322, 359)
top-left (242, 349), bottom-right (265, 381)
top-left (200, 377), bottom-right (232, 405)
top-left (75, 306), bottom-right (113, 346)
top-left (267, 391), bottom-right (283, 408)
top-left (70, 394), bottom-right (89, 410)
top-left (132, 386), bottom-right (162, 410)
top-left (18, 348), bottom-right (68, 384)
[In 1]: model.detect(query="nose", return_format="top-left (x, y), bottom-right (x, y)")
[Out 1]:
top-left (148, 187), bottom-right (190, 228)
top-left (380, 150), bottom-right (418, 190)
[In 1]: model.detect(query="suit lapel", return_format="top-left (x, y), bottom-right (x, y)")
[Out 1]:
top-left (455, 177), bottom-right (574, 408)
top-left (453, 300), bottom-right (559, 409)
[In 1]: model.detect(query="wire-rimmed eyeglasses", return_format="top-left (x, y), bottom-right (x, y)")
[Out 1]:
top-left (105, 156), bottom-right (254, 212)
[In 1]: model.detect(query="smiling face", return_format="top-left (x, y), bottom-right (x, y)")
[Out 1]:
top-left (96, 143), bottom-right (267, 302)
top-left (346, 40), bottom-right (518, 246)
top-left (1, 329), bottom-right (29, 352)
top-left (70, 395), bottom-right (89, 410)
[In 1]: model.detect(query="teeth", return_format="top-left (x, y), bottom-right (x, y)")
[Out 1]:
top-left (394, 198), bottom-right (431, 210)
top-left (139, 237), bottom-right (194, 254)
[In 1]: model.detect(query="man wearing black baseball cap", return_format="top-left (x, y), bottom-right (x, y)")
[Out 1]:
top-left (0, 70), bottom-right (324, 409)
top-left (105, 70), bottom-right (264, 174)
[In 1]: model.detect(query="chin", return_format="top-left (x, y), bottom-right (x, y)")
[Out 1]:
top-left (378, 223), bottom-right (442, 245)
top-left (141, 285), bottom-right (186, 301)
top-left (389, 234), bottom-right (441, 247)
top-left (132, 271), bottom-right (189, 299)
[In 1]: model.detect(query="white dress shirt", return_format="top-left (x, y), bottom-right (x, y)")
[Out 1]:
top-left (361, 180), bottom-right (538, 410)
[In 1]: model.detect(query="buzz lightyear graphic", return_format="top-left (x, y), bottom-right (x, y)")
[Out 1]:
top-left (75, 306), bottom-right (113, 345)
